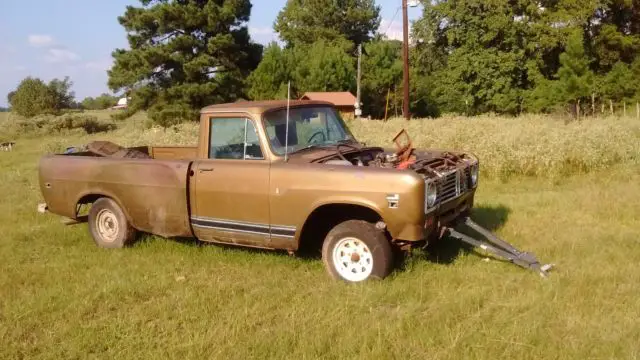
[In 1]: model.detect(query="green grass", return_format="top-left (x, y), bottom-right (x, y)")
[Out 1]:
top-left (1, 114), bottom-right (640, 358)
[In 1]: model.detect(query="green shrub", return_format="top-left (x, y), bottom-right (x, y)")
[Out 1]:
top-left (0, 113), bottom-right (117, 139)
top-left (45, 114), bottom-right (116, 134)
top-left (9, 76), bottom-right (75, 118)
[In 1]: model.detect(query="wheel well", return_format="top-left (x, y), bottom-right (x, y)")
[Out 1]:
top-left (75, 194), bottom-right (103, 217)
top-left (298, 204), bottom-right (382, 255)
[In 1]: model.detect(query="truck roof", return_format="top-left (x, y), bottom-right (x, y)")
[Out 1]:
top-left (200, 100), bottom-right (334, 115)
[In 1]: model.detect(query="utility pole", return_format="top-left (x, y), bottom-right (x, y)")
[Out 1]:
top-left (402, 0), bottom-right (410, 120)
top-left (355, 43), bottom-right (362, 119)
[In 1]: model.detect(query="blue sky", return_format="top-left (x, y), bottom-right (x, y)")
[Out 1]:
top-left (0, 0), bottom-right (421, 106)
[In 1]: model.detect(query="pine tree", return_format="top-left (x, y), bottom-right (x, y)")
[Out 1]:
top-left (247, 43), bottom-right (292, 100)
top-left (108, 0), bottom-right (263, 125)
top-left (248, 39), bottom-right (356, 101)
top-left (274, 0), bottom-right (381, 47)
top-left (361, 39), bottom-right (403, 118)
top-left (557, 30), bottom-right (594, 116)
top-left (601, 62), bottom-right (637, 102)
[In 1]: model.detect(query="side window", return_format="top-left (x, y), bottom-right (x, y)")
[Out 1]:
top-left (209, 118), bottom-right (263, 160)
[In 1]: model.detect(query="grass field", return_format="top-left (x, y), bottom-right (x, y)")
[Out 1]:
top-left (1, 112), bottom-right (640, 359)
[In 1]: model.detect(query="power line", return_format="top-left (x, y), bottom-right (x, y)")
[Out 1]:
top-left (383, 6), bottom-right (401, 38)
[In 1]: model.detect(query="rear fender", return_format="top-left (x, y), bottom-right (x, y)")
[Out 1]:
top-left (74, 190), bottom-right (135, 228)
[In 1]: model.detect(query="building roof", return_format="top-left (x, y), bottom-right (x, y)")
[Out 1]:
top-left (200, 100), bottom-right (334, 114)
top-left (299, 92), bottom-right (356, 107)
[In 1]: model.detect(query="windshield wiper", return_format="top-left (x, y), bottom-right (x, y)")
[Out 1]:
top-left (288, 139), bottom-right (357, 155)
top-left (335, 138), bottom-right (362, 148)
top-left (335, 139), bottom-right (355, 145)
top-left (287, 144), bottom-right (326, 155)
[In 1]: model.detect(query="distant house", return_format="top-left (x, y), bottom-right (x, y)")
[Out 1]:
top-left (110, 97), bottom-right (129, 110)
top-left (300, 92), bottom-right (357, 120)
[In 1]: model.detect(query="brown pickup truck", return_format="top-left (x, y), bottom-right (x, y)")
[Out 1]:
top-left (40, 100), bottom-right (551, 282)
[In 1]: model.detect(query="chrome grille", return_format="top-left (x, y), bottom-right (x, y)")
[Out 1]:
top-left (436, 167), bottom-right (469, 204)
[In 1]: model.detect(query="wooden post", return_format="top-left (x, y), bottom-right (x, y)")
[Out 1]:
top-left (610, 100), bottom-right (613, 115)
top-left (577, 99), bottom-right (580, 120)
top-left (355, 44), bottom-right (362, 119)
top-left (601, 103), bottom-right (605, 115)
top-left (636, 101), bottom-right (639, 120)
top-left (384, 87), bottom-right (390, 122)
top-left (592, 93), bottom-right (595, 116)
top-left (624, 101), bottom-right (626, 117)
top-left (401, 0), bottom-right (410, 120)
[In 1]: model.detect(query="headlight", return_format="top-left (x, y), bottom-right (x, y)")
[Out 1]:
top-left (425, 180), bottom-right (437, 209)
top-left (470, 163), bottom-right (479, 187)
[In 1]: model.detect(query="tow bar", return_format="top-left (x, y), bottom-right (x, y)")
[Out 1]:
top-left (446, 217), bottom-right (554, 277)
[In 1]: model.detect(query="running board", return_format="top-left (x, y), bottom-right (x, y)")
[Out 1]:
top-left (446, 217), bottom-right (554, 277)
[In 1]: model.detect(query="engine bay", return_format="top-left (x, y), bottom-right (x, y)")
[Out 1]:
top-left (317, 129), bottom-right (476, 178)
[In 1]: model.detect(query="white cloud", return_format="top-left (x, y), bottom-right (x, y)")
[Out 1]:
top-left (27, 34), bottom-right (81, 64)
top-left (379, 18), bottom-right (414, 42)
top-left (28, 34), bottom-right (55, 47)
top-left (249, 26), bottom-right (273, 36)
top-left (379, 19), bottom-right (403, 41)
top-left (85, 59), bottom-right (113, 71)
top-left (44, 48), bottom-right (79, 63)
top-left (249, 26), bottom-right (280, 45)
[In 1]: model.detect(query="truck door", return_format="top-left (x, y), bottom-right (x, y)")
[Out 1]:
top-left (190, 117), bottom-right (270, 247)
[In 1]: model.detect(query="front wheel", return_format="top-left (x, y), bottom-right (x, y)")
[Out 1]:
top-left (321, 220), bottom-right (394, 282)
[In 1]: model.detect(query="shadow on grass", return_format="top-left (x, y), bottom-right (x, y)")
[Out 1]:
top-left (132, 233), bottom-right (204, 248)
top-left (132, 232), bottom-right (297, 259)
top-left (420, 204), bottom-right (512, 266)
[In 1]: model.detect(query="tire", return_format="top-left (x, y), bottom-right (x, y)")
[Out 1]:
top-left (88, 197), bottom-right (137, 248)
top-left (321, 220), bottom-right (394, 282)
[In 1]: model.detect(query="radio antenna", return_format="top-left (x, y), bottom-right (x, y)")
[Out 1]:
top-left (284, 81), bottom-right (291, 162)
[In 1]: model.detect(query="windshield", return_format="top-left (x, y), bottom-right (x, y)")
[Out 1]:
top-left (263, 106), bottom-right (355, 156)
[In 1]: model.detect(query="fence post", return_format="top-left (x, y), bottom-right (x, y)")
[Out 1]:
top-left (384, 88), bottom-right (390, 122)
top-left (637, 101), bottom-right (639, 120)
top-left (610, 100), bottom-right (613, 115)
top-left (591, 93), bottom-right (595, 116)
top-left (577, 99), bottom-right (580, 120)
top-left (601, 103), bottom-right (605, 115)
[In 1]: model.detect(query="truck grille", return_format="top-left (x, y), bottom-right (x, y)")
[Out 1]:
top-left (437, 168), bottom-right (469, 204)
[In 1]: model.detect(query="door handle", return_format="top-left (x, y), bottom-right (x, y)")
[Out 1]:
top-left (199, 168), bottom-right (214, 173)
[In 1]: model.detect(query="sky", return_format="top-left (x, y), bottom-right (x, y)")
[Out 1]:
top-left (0, 0), bottom-right (422, 107)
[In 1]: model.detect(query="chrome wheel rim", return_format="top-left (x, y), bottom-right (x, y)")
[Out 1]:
top-left (96, 209), bottom-right (119, 243)
top-left (332, 237), bottom-right (373, 282)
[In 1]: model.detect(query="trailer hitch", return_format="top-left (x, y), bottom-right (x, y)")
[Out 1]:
top-left (446, 217), bottom-right (554, 277)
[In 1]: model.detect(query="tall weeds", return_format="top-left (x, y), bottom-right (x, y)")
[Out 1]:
top-left (349, 115), bottom-right (640, 179)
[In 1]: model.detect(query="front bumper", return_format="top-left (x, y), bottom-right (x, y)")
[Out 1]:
top-left (393, 189), bottom-right (475, 245)
top-left (429, 190), bottom-right (475, 228)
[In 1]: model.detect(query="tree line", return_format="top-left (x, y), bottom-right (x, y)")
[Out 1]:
top-left (7, 0), bottom-right (640, 122)
top-left (6, 76), bottom-right (122, 117)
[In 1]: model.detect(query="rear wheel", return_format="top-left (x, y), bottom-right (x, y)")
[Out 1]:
top-left (322, 220), bottom-right (393, 282)
top-left (88, 198), bottom-right (136, 248)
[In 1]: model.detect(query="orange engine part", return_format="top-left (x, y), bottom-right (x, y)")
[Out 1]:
top-left (396, 158), bottom-right (415, 170)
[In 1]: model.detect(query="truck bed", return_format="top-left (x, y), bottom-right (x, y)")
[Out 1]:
top-left (39, 151), bottom-right (194, 238)
top-left (61, 141), bottom-right (197, 160)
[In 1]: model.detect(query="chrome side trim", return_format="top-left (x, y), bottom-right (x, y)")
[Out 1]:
top-left (190, 216), bottom-right (296, 239)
